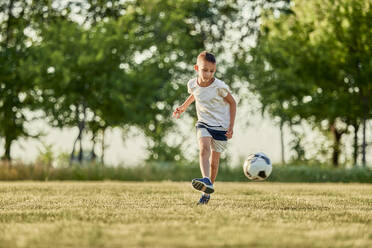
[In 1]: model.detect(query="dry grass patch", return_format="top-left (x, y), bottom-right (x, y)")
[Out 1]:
top-left (0, 182), bottom-right (371, 248)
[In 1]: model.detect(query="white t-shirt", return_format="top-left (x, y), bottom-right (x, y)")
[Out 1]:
top-left (187, 77), bottom-right (231, 128)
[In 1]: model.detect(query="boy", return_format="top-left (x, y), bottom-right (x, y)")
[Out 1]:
top-left (173, 51), bottom-right (236, 205)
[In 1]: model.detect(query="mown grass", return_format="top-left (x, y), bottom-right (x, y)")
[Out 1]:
top-left (0, 182), bottom-right (371, 248)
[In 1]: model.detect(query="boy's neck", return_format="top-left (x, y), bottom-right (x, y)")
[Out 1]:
top-left (197, 77), bottom-right (215, 87)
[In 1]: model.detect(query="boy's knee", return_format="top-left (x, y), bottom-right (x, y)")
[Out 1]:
top-left (199, 144), bottom-right (211, 156)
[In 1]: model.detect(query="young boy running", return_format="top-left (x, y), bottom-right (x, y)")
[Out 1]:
top-left (173, 51), bottom-right (236, 205)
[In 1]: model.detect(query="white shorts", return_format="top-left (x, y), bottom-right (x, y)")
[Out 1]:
top-left (197, 127), bottom-right (228, 153)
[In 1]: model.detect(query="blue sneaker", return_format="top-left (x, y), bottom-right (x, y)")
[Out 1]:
top-left (192, 177), bottom-right (214, 194)
top-left (197, 194), bottom-right (210, 205)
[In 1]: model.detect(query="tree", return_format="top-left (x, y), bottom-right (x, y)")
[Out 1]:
top-left (0, 0), bottom-right (56, 161)
top-left (31, 0), bottom-right (240, 163)
top-left (236, 0), bottom-right (372, 166)
top-left (326, 0), bottom-right (372, 166)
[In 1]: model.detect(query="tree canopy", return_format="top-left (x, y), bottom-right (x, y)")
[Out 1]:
top-left (0, 0), bottom-right (370, 167)
top-left (236, 0), bottom-right (372, 166)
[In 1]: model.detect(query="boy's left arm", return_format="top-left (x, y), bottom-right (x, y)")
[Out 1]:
top-left (224, 93), bottom-right (236, 139)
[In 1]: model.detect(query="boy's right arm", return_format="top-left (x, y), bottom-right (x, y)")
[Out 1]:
top-left (173, 94), bottom-right (195, 119)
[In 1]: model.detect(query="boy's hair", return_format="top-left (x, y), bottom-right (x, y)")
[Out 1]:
top-left (197, 51), bottom-right (216, 64)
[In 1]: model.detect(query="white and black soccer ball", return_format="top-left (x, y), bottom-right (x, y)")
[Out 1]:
top-left (243, 152), bottom-right (272, 181)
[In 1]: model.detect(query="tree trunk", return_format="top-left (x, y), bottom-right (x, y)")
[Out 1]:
top-left (78, 131), bottom-right (83, 162)
top-left (352, 121), bottom-right (359, 166)
top-left (2, 137), bottom-right (12, 162)
top-left (331, 124), bottom-right (343, 167)
top-left (280, 121), bottom-right (285, 164)
top-left (362, 116), bottom-right (366, 167)
top-left (70, 132), bottom-right (79, 165)
top-left (1, 0), bottom-right (14, 163)
top-left (5, 0), bottom-right (15, 47)
top-left (77, 106), bottom-right (86, 163)
top-left (360, 95), bottom-right (368, 167)
top-left (90, 132), bottom-right (97, 162)
top-left (70, 107), bottom-right (79, 165)
top-left (101, 128), bottom-right (105, 165)
top-left (70, 105), bottom-right (86, 165)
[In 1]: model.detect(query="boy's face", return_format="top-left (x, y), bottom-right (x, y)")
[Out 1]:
top-left (194, 59), bottom-right (216, 83)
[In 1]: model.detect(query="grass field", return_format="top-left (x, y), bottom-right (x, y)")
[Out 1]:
top-left (0, 182), bottom-right (371, 248)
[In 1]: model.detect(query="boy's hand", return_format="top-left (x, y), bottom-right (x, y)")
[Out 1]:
top-left (173, 106), bottom-right (185, 119)
top-left (226, 126), bottom-right (234, 139)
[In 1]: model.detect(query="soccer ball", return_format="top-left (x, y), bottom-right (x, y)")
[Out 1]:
top-left (243, 152), bottom-right (272, 181)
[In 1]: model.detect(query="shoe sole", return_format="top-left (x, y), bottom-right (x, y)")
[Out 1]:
top-left (192, 180), bottom-right (214, 194)
top-left (197, 200), bottom-right (209, 205)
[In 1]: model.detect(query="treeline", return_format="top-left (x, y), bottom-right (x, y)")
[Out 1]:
top-left (233, 0), bottom-right (372, 166)
top-left (0, 0), bottom-right (241, 163)
top-left (1, 0), bottom-right (371, 167)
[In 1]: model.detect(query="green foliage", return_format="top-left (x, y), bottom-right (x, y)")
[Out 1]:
top-left (0, 0), bottom-right (51, 160)
top-left (270, 165), bottom-right (372, 183)
top-left (0, 0), bottom-right (240, 162)
top-left (0, 162), bottom-right (371, 183)
top-left (1, 0), bottom-right (371, 166)
top-left (236, 0), bottom-right (372, 166)
top-left (28, 0), bottom-right (240, 162)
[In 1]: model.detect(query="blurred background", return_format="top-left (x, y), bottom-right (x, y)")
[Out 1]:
top-left (0, 0), bottom-right (371, 181)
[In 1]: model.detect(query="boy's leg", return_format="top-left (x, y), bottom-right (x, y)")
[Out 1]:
top-left (194, 135), bottom-right (225, 204)
top-left (192, 136), bottom-right (214, 194)
top-left (196, 150), bottom-right (220, 205)
top-left (209, 151), bottom-right (221, 184)
top-left (209, 138), bottom-right (226, 183)
top-left (198, 137), bottom-right (212, 178)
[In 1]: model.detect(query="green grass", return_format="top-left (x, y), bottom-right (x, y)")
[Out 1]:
top-left (1, 162), bottom-right (372, 182)
top-left (0, 182), bottom-right (371, 248)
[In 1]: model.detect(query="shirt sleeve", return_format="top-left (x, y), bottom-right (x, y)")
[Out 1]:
top-left (217, 81), bottom-right (231, 98)
top-left (187, 79), bottom-right (195, 94)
